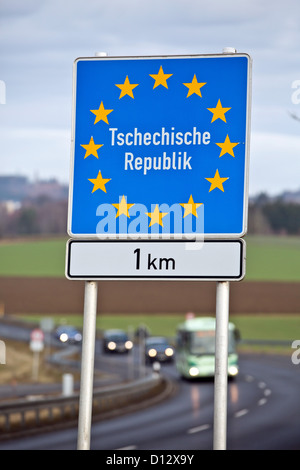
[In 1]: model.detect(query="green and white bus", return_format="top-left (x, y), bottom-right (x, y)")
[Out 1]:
top-left (175, 317), bottom-right (239, 379)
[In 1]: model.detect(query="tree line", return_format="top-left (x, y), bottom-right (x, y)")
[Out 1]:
top-left (0, 193), bottom-right (300, 237)
top-left (248, 194), bottom-right (300, 235)
top-left (0, 196), bottom-right (67, 238)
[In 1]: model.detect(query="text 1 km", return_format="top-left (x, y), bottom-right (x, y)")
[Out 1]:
top-left (134, 248), bottom-right (175, 271)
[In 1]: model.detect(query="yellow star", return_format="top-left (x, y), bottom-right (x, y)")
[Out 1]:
top-left (88, 171), bottom-right (111, 193)
top-left (179, 194), bottom-right (203, 218)
top-left (205, 169), bottom-right (229, 192)
top-left (112, 195), bottom-right (134, 218)
top-left (149, 66), bottom-right (173, 89)
top-left (90, 101), bottom-right (113, 124)
top-left (183, 75), bottom-right (206, 98)
top-left (145, 205), bottom-right (168, 227)
top-left (115, 76), bottom-right (139, 99)
top-left (207, 99), bottom-right (231, 123)
top-left (80, 136), bottom-right (103, 159)
top-left (216, 134), bottom-right (239, 157)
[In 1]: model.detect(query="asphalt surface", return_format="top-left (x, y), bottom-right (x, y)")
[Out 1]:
top-left (1, 351), bottom-right (300, 450)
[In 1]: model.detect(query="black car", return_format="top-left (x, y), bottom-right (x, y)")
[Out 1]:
top-left (145, 336), bottom-right (174, 363)
top-left (102, 329), bottom-right (133, 354)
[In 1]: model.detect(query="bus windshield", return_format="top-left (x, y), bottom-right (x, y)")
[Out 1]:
top-left (190, 330), bottom-right (236, 355)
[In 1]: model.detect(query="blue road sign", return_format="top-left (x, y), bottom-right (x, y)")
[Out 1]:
top-left (68, 54), bottom-right (251, 239)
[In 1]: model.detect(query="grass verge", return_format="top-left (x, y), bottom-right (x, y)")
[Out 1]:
top-left (0, 339), bottom-right (75, 388)
top-left (0, 235), bottom-right (300, 281)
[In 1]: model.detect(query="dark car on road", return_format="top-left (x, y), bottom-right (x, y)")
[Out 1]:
top-left (54, 325), bottom-right (82, 344)
top-left (102, 329), bottom-right (133, 354)
top-left (145, 336), bottom-right (175, 363)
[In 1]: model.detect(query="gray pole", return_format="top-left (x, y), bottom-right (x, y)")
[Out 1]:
top-left (77, 281), bottom-right (98, 450)
top-left (213, 47), bottom-right (236, 451)
top-left (77, 50), bottom-right (105, 451)
top-left (213, 281), bottom-right (230, 450)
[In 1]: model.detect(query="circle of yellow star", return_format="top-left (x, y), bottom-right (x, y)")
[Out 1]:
top-left (80, 136), bottom-right (103, 159)
top-left (146, 205), bottom-right (168, 227)
top-left (205, 169), bottom-right (229, 192)
top-left (179, 194), bottom-right (203, 218)
top-left (216, 134), bottom-right (239, 157)
top-left (115, 76), bottom-right (139, 99)
top-left (149, 66), bottom-right (173, 89)
top-left (207, 99), bottom-right (231, 123)
top-left (112, 195), bottom-right (134, 218)
top-left (88, 171), bottom-right (111, 193)
top-left (90, 101), bottom-right (113, 124)
top-left (183, 75), bottom-right (206, 98)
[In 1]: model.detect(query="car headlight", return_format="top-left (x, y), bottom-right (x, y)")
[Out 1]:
top-left (60, 333), bottom-right (68, 343)
top-left (108, 341), bottom-right (116, 350)
top-left (148, 348), bottom-right (157, 357)
top-left (165, 347), bottom-right (174, 357)
top-left (125, 340), bottom-right (133, 350)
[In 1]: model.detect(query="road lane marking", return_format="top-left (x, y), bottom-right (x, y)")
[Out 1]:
top-left (234, 409), bottom-right (249, 418)
top-left (245, 375), bottom-right (254, 382)
top-left (258, 381), bottom-right (266, 389)
top-left (187, 424), bottom-right (211, 434)
top-left (258, 398), bottom-right (268, 406)
top-left (116, 445), bottom-right (137, 450)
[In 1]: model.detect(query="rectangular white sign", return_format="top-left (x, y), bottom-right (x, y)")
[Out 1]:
top-left (66, 239), bottom-right (245, 281)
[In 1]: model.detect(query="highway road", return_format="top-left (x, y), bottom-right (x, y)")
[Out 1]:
top-left (1, 350), bottom-right (300, 450)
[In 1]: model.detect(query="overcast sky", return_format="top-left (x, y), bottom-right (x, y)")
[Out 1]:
top-left (1, 0), bottom-right (300, 196)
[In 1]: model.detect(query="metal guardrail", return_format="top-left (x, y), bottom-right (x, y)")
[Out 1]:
top-left (0, 373), bottom-right (171, 440)
top-left (0, 318), bottom-right (176, 440)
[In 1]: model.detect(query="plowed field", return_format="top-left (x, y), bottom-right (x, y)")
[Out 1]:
top-left (0, 277), bottom-right (299, 315)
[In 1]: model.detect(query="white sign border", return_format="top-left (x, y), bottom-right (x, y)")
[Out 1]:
top-left (67, 53), bottom-right (252, 241)
top-left (66, 238), bottom-right (246, 282)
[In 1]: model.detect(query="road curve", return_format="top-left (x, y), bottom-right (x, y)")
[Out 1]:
top-left (0, 353), bottom-right (299, 450)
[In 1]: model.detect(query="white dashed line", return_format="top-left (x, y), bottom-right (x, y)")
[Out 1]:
top-left (116, 445), bottom-right (137, 450)
top-left (234, 408), bottom-right (249, 418)
top-left (258, 381), bottom-right (267, 389)
top-left (185, 376), bottom-right (272, 437)
top-left (245, 375), bottom-right (254, 382)
top-left (258, 398), bottom-right (268, 406)
top-left (187, 424), bottom-right (211, 434)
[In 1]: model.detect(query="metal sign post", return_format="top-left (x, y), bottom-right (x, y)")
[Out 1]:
top-left (77, 280), bottom-right (98, 450)
top-left (213, 281), bottom-right (230, 450)
top-left (30, 328), bottom-right (44, 381)
top-left (0, 340), bottom-right (5, 365)
top-left (76, 52), bottom-right (104, 451)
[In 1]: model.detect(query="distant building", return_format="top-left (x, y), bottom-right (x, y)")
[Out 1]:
top-left (0, 175), bottom-right (29, 201)
top-left (27, 178), bottom-right (68, 201)
top-left (0, 175), bottom-right (68, 202)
